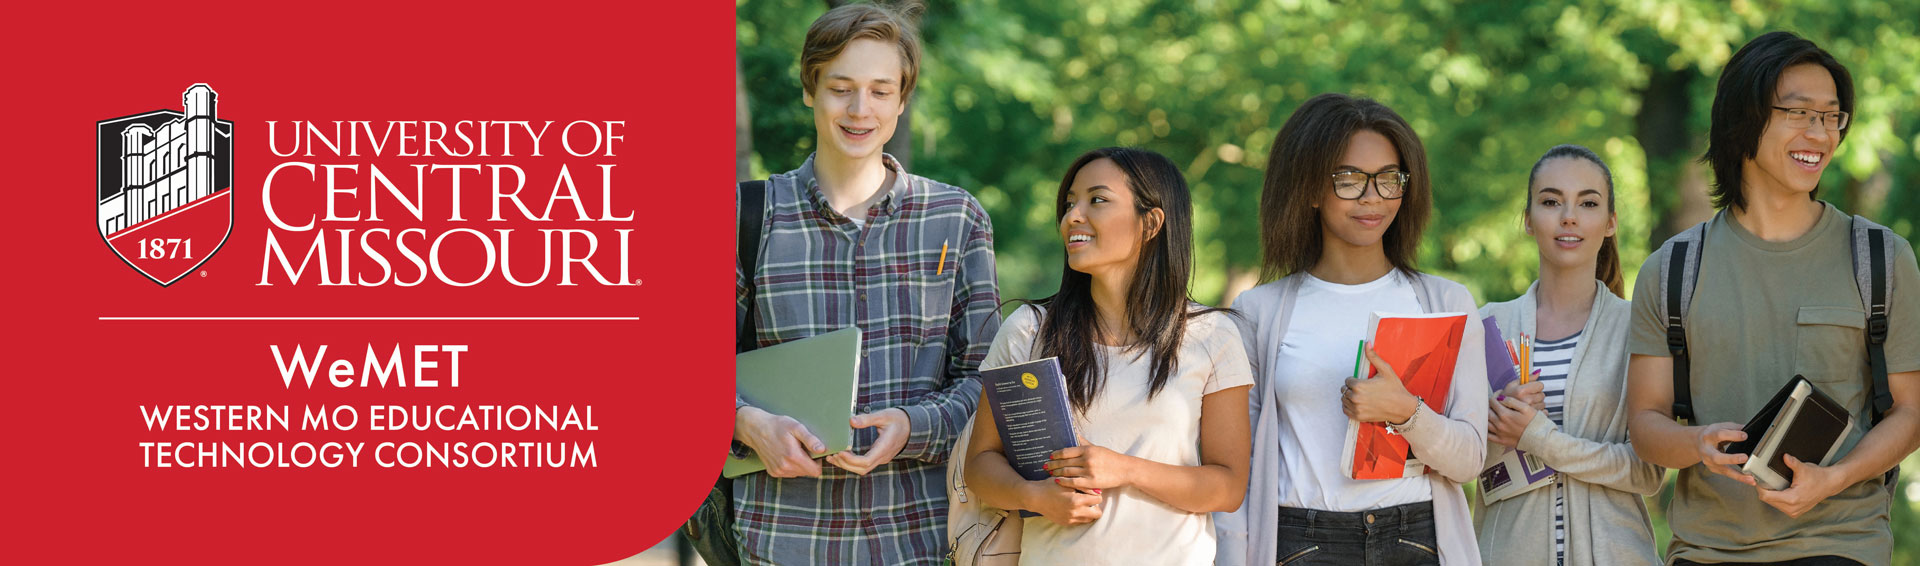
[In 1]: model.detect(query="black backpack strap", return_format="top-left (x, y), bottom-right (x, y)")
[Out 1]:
top-left (1850, 215), bottom-right (1893, 425)
top-left (694, 179), bottom-right (769, 566)
top-left (737, 180), bottom-right (768, 354)
top-left (1849, 214), bottom-right (1901, 491)
top-left (1662, 215), bottom-right (1712, 424)
top-left (1667, 239), bottom-right (1694, 423)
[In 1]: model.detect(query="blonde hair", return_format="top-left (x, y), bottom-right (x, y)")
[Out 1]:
top-left (800, 3), bottom-right (922, 98)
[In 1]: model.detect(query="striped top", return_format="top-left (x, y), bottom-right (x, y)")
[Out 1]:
top-left (1532, 330), bottom-right (1580, 566)
top-left (732, 154), bottom-right (1001, 565)
top-left (1532, 331), bottom-right (1578, 428)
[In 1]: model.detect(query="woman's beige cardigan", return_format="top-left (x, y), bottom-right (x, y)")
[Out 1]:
top-left (1473, 280), bottom-right (1663, 566)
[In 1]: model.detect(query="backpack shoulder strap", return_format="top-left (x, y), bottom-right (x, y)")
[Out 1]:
top-left (1659, 213), bottom-right (1715, 423)
top-left (1850, 214), bottom-right (1895, 425)
top-left (737, 180), bottom-right (769, 354)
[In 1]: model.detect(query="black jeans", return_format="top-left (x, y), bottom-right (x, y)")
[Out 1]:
top-left (1274, 501), bottom-right (1440, 566)
top-left (1674, 558), bottom-right (1863, 566)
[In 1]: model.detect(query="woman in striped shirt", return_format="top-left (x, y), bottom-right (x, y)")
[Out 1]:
top-left (1472, 144), bottom-right (1663, 566)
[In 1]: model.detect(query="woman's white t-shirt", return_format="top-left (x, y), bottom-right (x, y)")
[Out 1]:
top-left (982, 306), bottom-right (1254, 566)
top-left (1270, 270), bottom-right (1434, 511)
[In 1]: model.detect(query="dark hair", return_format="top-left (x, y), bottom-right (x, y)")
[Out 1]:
top-left (1259, 93), bottom-right (1432, 281)
top-left (1021, 147), bottom-right (1221, 412)
top-left (1702, 31), bottom-right (1854, 210)
top-left (800, 3), bottom-right (924, 99)
top-left (1526, 144), bottom-right (1624, 297)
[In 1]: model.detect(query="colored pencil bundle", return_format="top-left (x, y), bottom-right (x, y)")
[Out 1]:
top-left (1506, 333), bottom-right (1540, 385)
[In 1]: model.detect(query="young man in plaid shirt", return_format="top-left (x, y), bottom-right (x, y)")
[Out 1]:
top-left (731, 4), bottom-right (1000, 564)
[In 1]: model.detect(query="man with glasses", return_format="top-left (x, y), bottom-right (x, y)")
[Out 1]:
top-left (1624, 31), bottom-right (1920, 566)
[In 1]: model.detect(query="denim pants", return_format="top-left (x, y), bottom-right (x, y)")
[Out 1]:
top-left (1274, 500), bottom-right (1440, 566)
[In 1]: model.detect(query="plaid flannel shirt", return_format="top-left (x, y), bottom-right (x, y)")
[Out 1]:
top-left (732, 154), bottom-right (999, 565)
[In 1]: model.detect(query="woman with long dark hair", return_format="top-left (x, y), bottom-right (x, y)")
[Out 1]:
top-left (1215, 93), bottom-right (1489, 566)
top-left (1472, 145), bottom-right (1661, 566)
top-left (963, 147), bottom-right (1254, 565)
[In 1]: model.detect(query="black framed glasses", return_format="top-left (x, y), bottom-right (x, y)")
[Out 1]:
top-left (1771, 106), bottom-right (1850, 131)
top-left (1330, 170), bottom-right (1409, 200)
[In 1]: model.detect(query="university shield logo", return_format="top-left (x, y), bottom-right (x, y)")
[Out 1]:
top-left (96, 84), bottom-right (235, 286)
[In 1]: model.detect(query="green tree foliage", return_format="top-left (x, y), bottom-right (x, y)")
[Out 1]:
top-left (741, 0), bottom-right (1920, 307)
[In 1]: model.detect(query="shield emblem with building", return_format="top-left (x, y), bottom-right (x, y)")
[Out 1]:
top-left (96, 84), bottom-right (235, 286)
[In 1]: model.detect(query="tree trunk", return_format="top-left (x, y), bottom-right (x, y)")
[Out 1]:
top-left (1218, 266), bottom-right (1261, 309)
top-left (885, 104), bottom-right (912, 171)
top-left (1636, 67), bottom-right (1712, 245)
top-left (1843, 149), bottom-right (1895, 220)
top-left (736, 51), bottom-right (755, 182)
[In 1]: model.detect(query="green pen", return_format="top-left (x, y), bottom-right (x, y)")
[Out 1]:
top-left (1352, 339), bottom-right (1367, 379)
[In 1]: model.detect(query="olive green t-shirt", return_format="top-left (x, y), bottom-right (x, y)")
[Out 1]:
top-left (1628, 203), bottom-right (1920, 566)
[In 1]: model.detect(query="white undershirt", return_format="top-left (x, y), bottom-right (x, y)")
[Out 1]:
top-left (1271, 270), bottom-right (1433, 511)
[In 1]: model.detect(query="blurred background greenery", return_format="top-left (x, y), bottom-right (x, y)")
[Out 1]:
top-left (737, 0), bottom-right (1920, 562)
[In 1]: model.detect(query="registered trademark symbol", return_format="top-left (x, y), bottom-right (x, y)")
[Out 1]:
top-left (200, 271), bottom-right (208, 277)
top-left (633, 278), bottom-right (643, 285)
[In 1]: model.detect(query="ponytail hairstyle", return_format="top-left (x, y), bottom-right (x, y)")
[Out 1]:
top-left (1525, 144), bottom-right (1623, 297)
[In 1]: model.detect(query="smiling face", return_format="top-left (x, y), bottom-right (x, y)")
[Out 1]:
top-left (1526, 158), bottom-right (1616, 271)
top-left (1745, 62), bottom-right (1841, 200)
top-left (803, 38), bottom-right (906, 165)
top-left (1060, 158), bottom-right (1162, 281)
top-left (1318, 129), bottom-right (1404, 251)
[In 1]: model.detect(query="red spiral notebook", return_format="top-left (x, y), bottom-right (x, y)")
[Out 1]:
top-left (1342, 311), bottom-right (1468, 480)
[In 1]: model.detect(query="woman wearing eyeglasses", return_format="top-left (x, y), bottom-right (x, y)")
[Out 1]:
top-left (1214, 93), bottom-right (1489, 566)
